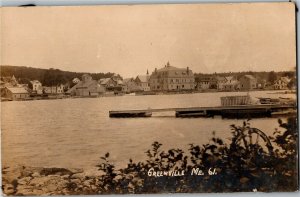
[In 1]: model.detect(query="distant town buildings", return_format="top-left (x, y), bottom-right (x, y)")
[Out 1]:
top-left (123, 78), bottom-right (142, 93)
top-left (43, 84), bottom-right (65, 94)
top-left (135, 74), bottom-right (150, 92)
top-left (31, 80), bottom-right (43, 94)
top-left (67, 74), bottom-right (105, 96)
top-left (196, 76), bottom-right (216, 90)
top-left (216, 76), bottom-right (227, 90)
top-left (99, 74), bottom-right (124, 92)
top-left (1, 75), bottom-right (18, 87)
top-left (149, 62), bottom-right (195, 91)
top-left (2, 87), bottom-right (29, 100)
top-left (274, 77), bottom-right (291, 90)
top-left (0, 64), bottom-right (296, 101)
top-left (239, 75), bottom-right (257, 90)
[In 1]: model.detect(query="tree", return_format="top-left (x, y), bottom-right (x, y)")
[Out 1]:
top-left (287, 77), bottom-right (296, 89)
top-left (268, 71), bottom-right (277, 84)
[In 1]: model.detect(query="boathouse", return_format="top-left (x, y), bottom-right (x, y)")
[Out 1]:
top-left (2, 87), bottom-right (29, 100)
top-left (67, 74), bottom-right (105, 96)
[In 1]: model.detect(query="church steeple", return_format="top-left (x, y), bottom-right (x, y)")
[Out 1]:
top-left (146, 69), bottom-right (149, 75)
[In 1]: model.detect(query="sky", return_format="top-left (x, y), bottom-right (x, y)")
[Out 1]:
top-left (1, 2), bottom-right (296, 78)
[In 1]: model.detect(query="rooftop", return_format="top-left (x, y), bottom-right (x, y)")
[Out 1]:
top-left (6, 87), bottom-right (29, 94)
top-left (136, 75), bottom-right (150, 83)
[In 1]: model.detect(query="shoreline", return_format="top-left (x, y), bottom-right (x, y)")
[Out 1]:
top-left (1, 89), bottom-right (296, 102)
top-left (2, 165), bottom-right (102, 195)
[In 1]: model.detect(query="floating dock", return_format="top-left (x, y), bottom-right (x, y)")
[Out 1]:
top-left (109, 104), bottom-right (296, 118)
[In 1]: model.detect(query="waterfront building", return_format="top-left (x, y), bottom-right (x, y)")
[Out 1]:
top-left (274, 77), bottom-right (290, 90)
top-left (149, 63), bottom-right (195, 91)
top-left (43, 84), bottom-right (65, 94)
top-left (30, 80), bottom-right (43, 94)
top-left (123, 78), bottom-right (142, 93)
top-left (216, 76), bottom-right (227, 90)
top-left (99, 78), bottom-right (118, 91)
top-left (135, 73), bottom-right (150, 91)
top-left (99, 74), bottom-right (124, 92)
top-left (2, 87), bottom-right (29, 100)
top-left (196, 76), bottom-right (217, 90)
top-left (67, 74), bottom-right (105, 96)
top-left (239, 75), bottom-right (257, 90)
top-left (223, 76), bottom-right (239, 91)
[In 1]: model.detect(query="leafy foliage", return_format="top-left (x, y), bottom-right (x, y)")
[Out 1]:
top-left (91, 117), bottom-right (298, 194)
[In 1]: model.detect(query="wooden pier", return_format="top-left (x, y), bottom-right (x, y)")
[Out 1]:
top-left (109, 104), bottom-right (296, 118)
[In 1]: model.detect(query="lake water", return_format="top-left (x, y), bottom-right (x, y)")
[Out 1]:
top-left (1, 90), bottom-right (296, 170)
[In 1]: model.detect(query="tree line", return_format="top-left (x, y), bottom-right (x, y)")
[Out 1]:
top-left (0, 65), bottom-right (116, 87)
top-left (194, 70), bottom-right (296, 84)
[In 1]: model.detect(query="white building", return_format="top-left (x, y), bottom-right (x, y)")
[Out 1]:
top-left (30, 80), bottom-right (43, 94)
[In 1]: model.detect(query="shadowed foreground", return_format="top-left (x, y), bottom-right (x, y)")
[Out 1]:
top-left (2, 117), bottom-right (298, 195)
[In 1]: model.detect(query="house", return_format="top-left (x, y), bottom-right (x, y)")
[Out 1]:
top-left (99, 74), bottom-right (125, 92)
top-left (99, 78), bottom-right (118, 91)
top-left (223, 76), bottom-right (239, 91)
top-left (43, 84), bottom-right (65, 94)
top-left (0, 75), bottom-right (18, 87)
top-left (239, 75), bottom-right (257, 90)
top-left (30, 80), bottom-right (43, 94)
top-left (274, 77), bottom-right (291, 90)
top-left (2, 87), bottom-right (29, 100)
top-left (149, 62), bottom-right (195, 91)
top-left (67, 74), bottom-right (105, 96)
top-left (135, 74), bottom-right (150, 91)
top-left (123, 78), bottom-right (142, 93)
top-left (196, 76), bottom-right (217, 90)
top-left (216, 76), bottom-right (227, 90)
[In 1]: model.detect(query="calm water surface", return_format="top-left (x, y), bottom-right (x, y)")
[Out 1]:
top-left (1, 91), bottom-right (296, 170)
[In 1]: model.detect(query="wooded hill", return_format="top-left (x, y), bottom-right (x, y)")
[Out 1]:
top-left (0, 65), bottom-right (117, 86)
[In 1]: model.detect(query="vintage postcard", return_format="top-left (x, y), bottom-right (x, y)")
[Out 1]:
top-left (1, 2), bottom-right (298, 195)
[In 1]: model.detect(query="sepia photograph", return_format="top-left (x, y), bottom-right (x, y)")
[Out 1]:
top-left (0, 2), bottom-right (298, 195)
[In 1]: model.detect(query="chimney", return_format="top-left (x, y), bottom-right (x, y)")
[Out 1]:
top-left (187, 67), bottom-right (189, 74)
top-left (147, 69), bottom-right (149, 75)
top-left (155, 68), bottom-right (157, 73)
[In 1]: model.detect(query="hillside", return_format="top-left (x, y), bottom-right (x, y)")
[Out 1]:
top-left (0, 65), bottom-right (117, 86)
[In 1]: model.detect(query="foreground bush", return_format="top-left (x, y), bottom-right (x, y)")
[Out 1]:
top-left (95, 117), bottom-right (298, 193)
